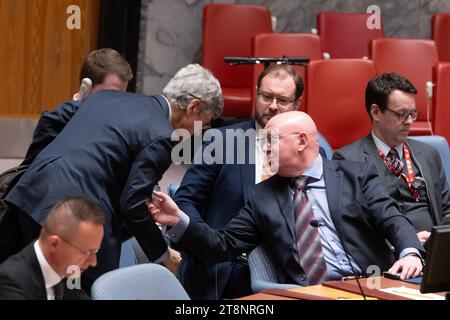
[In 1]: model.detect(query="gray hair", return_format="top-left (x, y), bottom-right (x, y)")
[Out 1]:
top-left (163, 64), bottom-right (224, 118)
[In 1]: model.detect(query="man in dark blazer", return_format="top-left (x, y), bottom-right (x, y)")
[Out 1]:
top-left (0, 197), bottom-right (104, 300)
top-left (173, 64), bottom-right (305, 299)
top-left (150, 112), bottom-right (424, 289)
top-left (22, 48), bottom-right (132, 166)
top-left (334, 73), bottom-right (450, 243)
top-left (5, 64), bottom-right (223, 289)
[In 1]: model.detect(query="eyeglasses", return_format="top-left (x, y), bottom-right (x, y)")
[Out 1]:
top-left (385, 107), bottom-right (419, 122)
top-left (266, 131), bottom-right (302, 144)
top-left (58, 235), bottom-right (99, 257)
top-left (257, 91), bottom-right (297, 107)
top-left (188, 94), bottom-right (212, 130)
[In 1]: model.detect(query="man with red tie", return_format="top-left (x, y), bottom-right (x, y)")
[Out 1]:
top-left (334, 73), bottom-right (450, 243)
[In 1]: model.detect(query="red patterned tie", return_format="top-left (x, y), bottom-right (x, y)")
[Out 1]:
top-left (293, 176), bottom-right (327, 285)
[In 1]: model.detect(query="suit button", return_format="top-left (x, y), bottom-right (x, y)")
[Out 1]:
top-left (300, 274), bottom-right (306, 281)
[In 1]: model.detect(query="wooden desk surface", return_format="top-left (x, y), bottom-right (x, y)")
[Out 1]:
top-left (238, 277), bottom-right (444, 300)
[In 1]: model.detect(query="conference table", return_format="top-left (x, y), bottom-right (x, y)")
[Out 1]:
top-left (237, 276), bottom-right (446, 300)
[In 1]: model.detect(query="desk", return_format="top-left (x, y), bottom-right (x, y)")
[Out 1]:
top-left (238, 277), bottom-right (445, 300)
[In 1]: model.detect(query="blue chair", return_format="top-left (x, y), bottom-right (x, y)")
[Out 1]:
top-left (119, 239), bottom-right (138, 268)
top-left (409, 135), bottom-right (450, 187)
top-left (91, 263), bottom-right (190, 300)
top-left (248, 245), bottom-right (301, 293)
top-left (318, 132), bottom-right (333, 160)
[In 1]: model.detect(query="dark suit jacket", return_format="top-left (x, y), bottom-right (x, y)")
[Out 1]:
top-left (176, 159), bottom-right (424, 286)
top-left (174, 120), bottom-right (256, 299)
top-left (333, 135), bottom-right (450, 227)
top-left (6, 90), bottom-right (174, 285)
top-left (0, 243), bottom-right (47, 300)
top-left (22, 100), bottom-right (81, 166)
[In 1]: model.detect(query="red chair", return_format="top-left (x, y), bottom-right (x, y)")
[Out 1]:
top-left (317, 12), bottom-right (384, 59)
top-left (432, 13), bottom-right (450, 62)
top-left (202, 4), bottom-right (272, 118)
top-left (305, 59), bottom-right (376, 149)
top-left (433, 63), bottom-right (450, 143)
top-left (370, 38), bottom-right (439, 135)
top-left (251, 33), bottom-right (323, 113)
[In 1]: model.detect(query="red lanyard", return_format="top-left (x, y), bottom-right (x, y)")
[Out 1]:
top-left (376, 145), bottom-right (419, 200)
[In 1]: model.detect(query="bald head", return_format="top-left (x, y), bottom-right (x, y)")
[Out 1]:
top-left (267, 111), bottom-right (318, 136)
top-left (265, 111), bottom-right (320, 177)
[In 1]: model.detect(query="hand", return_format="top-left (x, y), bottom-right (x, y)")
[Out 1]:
top-left (163, 248), bottom-right (182, 276)
top-left (388, 254), bottom-right (423, 280)
top-left (147, 191), bottom-right (181, 226)
top-left (416, 231), bottom-right (431, 244)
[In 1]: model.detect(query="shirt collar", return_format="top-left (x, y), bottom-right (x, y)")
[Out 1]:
top-left (34, 240), bottom-right (63, 290)
top-left (371, 131), bottom-right (404, 160)
top-left (302, 154), bottom-right (323, 181)
top-left (160, 95), bottom-right (172, 121)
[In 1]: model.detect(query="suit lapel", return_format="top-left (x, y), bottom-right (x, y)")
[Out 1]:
top-left (26, 244), bottom-right (48, 300)
top-left (363, 135), bottom-right (390, 188)
top-left (406, 140), bottom-right (441, 224)
top-left (323, 160), bottom-right (345, 234)
top-left (271, 175), bottom-right (295, 238)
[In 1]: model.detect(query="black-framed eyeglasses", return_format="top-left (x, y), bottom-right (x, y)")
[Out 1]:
top-left (385, 107), bottom-right (419, 122)
top-left (257, 91), bottom-right (297, 107)
top-left (58, 235), bottom-right (99, 257)
top-left (188, 94), bottom-right (212, 130)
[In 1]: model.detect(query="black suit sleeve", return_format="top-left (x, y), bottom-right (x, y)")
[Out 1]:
top-left (0, 273), bottom-right (29, 300)
top-left (432, 149), bottom-right (450, 218)
top-left (23, 101), bottom-right (80, 165)
top-left (120, 135), bottom-right (174, 262)
top-left (176, 188), bottom-right (262, 262)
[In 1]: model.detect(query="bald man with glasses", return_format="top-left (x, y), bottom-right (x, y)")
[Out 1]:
top-left (334, 73), bottom-right (450, 243)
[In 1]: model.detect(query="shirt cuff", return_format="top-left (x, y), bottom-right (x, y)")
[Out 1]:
top-left (164, 211), bottom-right (190, 243)
top-left (153, 249), bottom-right (169, 264)
top-left (399, 247), bottom-right (422, 260)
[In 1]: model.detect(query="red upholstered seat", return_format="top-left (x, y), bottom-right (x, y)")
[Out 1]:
top-left (251, 33), bottom-right (323, 113)
top-left (305, 59), bottom-right (376, 149)
top-left (202, 3), bottom-right (272, 118)
top-left (370, 38), bottom-right (439, 135)
top-left (317, 12), bottom-right (384, 59)
top-left (432, 13), bottom-right (450, 62)
top-left (433, 63), bottom-right (450, 143)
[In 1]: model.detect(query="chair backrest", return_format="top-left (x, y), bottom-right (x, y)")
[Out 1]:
top-left (248, 245), bottom-right (300, 292)
top-left (432, 13), bottom-right (450, 62)
top-left (317, 12), bottom-right (384, 59)
top-left (202, 3), bottom-right (272, 88)
top-left (91, 263), bottom-right (190, 300)
top-left (202, 4), bottom-right (272, 118)
top-left (432, 62), bottom-right (450, 144)
top-left (119, 238), bottom-right (138, 268)
top-left (370, 38), bottom-right (439, 135)
top-left (305, 59), bottom-right (375, 149)
top-left (251, 33), bottom-right (323, 112)
top-left (318, 133), bottom-right (333, 159)
top-left (409, 135), bottom-right (450, 187)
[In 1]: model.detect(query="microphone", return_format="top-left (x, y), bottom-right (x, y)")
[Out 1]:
top-left (309, 219), bottom-right (325, 228)
top-left (309, 218), bottom-right (367, 300)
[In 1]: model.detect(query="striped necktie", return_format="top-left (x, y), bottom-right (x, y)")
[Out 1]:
top-left (293, 176), bottom-right (327, 285)
top-left (386, 149), bottom-right (403, 176)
